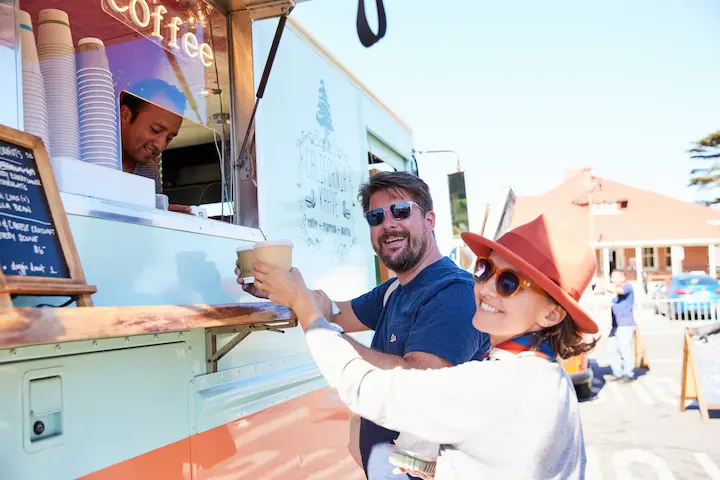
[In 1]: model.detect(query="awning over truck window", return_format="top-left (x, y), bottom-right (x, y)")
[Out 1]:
top-left (368, 132), bottom-right (408, 172)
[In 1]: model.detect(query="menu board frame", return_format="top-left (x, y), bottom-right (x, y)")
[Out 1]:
top-left (0, 125), bottom-right (95, 307)
top-left (680, 328), bottom-right (720, 423)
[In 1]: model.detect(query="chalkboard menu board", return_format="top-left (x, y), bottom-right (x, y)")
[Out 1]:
top-left (0, 125), bottom-right (95, 308)
top-left (693, 335), bottom-right (720, 406)
top-left (681, 328), bottom-right (720, 422)
top-left (0, 138), bottom-right (69, 278)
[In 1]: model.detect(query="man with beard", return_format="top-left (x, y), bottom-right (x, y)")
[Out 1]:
top-left (237, 171), bottom-right (488, 480)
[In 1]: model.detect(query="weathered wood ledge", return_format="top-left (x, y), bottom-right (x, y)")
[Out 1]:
top-left (0, 302), bottom-right (297, 349)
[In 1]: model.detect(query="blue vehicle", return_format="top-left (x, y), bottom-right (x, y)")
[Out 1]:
top-left (654, 273), bottom-right (720, 319)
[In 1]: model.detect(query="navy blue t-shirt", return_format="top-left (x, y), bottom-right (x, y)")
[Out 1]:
top-left (351, 257), bottom-right (489, 480)
top-left (611, 283), bottom-right (636, 331)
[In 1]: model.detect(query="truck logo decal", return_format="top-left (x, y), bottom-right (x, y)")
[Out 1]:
top-left (296, 79), bottom-right (359, 259)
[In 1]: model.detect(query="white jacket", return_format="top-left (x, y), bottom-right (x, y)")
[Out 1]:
top-left (305, 319), bottom-right (587, 480)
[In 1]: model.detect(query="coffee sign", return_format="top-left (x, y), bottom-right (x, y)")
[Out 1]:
top-left (102, 0), bottom-right (215, 67)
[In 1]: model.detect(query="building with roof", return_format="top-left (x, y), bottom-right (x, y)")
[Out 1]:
top-left (508, 168), bottom-right (720, 289)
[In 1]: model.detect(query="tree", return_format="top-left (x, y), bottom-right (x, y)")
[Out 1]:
top-left (689, 130), bottom-right (720, 205)
top-left (316, 80), bottom-right (334, 146)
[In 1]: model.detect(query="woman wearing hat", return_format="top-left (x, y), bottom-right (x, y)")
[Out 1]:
top-left (252, 215), bottom-right (598, 479)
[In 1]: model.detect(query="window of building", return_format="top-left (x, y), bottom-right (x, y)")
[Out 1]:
top-left (613, 249), bottom-right (624, 269)
top-left (15, 0), bottom-right (234, 222)
top-left (666, 247), bottom-right (672, 268)
top-left (591, 201), bottom-right (620, 215)
top-left (643, 247), bottom-right (657, 269)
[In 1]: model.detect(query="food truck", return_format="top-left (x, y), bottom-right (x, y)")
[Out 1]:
top-left (0, 0), bottom-right (414, 477)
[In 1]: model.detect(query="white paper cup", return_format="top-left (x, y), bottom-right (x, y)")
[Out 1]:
top-left (77, 37), bottom-right (110, 70)
top-left (253, 240), bottom-right (293, 271)
top-left (77, 73), bottom-right (114, 82)
top-left (18, 11), bottom-right (42, 75)
top-left (155, 194), bottom-right (169, 210)
top-left (37, 9), bottom-right (74, 47)
top-left (78, 81), bottom-right (115, 90)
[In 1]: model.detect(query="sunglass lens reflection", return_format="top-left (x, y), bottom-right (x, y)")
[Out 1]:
top-left (390, 202), bottom-right (412, 220)
top-left (474, 259), bottom-right (492, 282)
top-left (365, 209), bottom-right (384, 226)
top-left (497, 271), bottom-right (521, 297)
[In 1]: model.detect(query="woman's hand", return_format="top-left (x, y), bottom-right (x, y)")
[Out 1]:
top-left (253, 262), bottom-right (321, 328)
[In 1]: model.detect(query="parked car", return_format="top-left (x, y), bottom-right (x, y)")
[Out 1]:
top-left (653, 273), bottom-right (720, 319)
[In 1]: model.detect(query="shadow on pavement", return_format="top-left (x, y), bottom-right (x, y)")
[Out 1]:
top-left (578, 360), bottom-right (650, 403)
top-left (683, 404), bottom-right (720, 419)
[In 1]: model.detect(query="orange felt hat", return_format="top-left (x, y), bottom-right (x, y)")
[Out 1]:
top-left (461, 215), bottom-right (598, 334)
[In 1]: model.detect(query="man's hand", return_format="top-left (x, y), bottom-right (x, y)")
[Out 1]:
top-left (313, 290), bottom-right (334, 321)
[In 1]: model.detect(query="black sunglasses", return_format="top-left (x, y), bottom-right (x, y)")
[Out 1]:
top-left (473, 257), bottom-right (545, 298)
top-left (364, 201), bottom-right (422, 227)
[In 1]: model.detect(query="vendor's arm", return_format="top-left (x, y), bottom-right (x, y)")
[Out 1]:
top-left (169, 204), bottom-right (193, 215)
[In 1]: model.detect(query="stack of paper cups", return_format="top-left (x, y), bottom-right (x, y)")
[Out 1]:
top-left (37, 9), bottom-right (80, 162)
top-left (77, 37), bottom-right (119, 169)
top-left (18, 10), bottom-right (51, 157)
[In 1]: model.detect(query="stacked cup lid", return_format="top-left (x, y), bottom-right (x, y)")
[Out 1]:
top-left (77, 37), bottom-right (119, 169)
top-left (37, 8), bottom-right (80, 162)
top-left (18, 10), bottom-right (51, 157)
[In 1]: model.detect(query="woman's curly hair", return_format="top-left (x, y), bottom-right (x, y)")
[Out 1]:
top-left (532, 299), bottom-right (598, 360)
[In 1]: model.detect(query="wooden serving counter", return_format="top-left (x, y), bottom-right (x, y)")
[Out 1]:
top-left (0, 302), bottom-right (297, 349)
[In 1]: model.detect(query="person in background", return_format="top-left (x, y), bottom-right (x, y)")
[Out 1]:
top-left (251, 214), bottom-right (599, 479)
top-left (237, 172), bottom-right (489, 480)
top-left (119, 78), bottom-right (191, 214)
top-left (609, 269), bottom-right (637, 382)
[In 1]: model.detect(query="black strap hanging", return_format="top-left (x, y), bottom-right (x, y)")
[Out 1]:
top-left (357, 0), bottom-right (387, 47)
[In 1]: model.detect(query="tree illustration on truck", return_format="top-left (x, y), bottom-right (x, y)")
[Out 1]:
top-left (316, 79), bottom-right (334, 148)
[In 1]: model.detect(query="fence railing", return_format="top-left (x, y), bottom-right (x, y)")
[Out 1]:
top-left (579, 293), bottom-right (720, 321)
top-left (651, 298), bottom-right (720, 321)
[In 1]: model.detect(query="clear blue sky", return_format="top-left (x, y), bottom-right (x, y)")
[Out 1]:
top-left (293, 0), bottom-right (720, 202)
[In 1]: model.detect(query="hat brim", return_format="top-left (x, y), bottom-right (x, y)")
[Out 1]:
top-left (461, 231), bottom-right (598, 334)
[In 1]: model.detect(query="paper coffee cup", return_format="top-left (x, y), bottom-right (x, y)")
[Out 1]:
top-left (253, 240), bottom-right (293, 271)
top-left (236, 245), bottom-right (257, 283)
top-left (77, 37), bottom-right (111, 71)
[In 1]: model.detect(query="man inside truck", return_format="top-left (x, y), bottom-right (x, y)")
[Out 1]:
top-left (119, 78), bottom-right (192, 214)
top-left (237, 171), bottom-right (489, 480)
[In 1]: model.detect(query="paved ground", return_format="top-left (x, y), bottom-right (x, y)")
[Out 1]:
top-left (580, 305), bottom-right (720, 480)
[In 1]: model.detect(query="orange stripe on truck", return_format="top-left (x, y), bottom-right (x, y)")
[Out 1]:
top-left (80, 388), bottom-right (365, 480)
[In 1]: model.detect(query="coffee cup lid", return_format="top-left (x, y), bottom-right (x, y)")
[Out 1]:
top-left (236, 245), bottom-right (256, 253)
top-left (78, 37), bottom-right (104, 47)
top-left (254, 240), bottom-right (294, 248)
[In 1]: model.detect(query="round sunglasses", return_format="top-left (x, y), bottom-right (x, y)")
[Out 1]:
top-left (363, 201), bottom-right (422, 227)
top-left (473, 257), bottom-right (545, 298)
